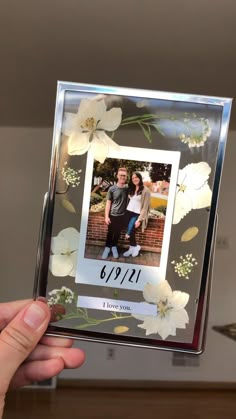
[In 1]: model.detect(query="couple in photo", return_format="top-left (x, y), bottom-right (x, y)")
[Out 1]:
top-left (102, 167), bottom-right (151, 260)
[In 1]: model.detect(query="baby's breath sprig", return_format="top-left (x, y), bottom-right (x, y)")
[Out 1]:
top-left (178, 117), bottom-right (211, 148)
top-left (171, 254), bottom-right (198, 279)
top-left (48, 286), bottom-right (76, 307)
top-left (61, 162), bottom-right (82, 187)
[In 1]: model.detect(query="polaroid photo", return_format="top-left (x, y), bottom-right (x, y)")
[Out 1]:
top-left (77, 146), bottom-right (180, 293)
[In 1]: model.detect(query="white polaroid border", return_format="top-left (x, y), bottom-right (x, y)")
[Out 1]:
top-left (76, 146), bottom-right (180, 291)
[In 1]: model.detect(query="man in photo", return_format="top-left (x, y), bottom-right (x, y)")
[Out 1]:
top-left (102, 167), bottom-right (128, 259)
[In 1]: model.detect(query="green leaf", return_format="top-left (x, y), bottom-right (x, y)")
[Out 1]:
top-left (151, 124), bottom-right (165, 137)
top-left (61, 198), bottom-right (76, 213)
top-left (138, 113), bottom-right (159, 119)
top-left (139, 123), bottom-right (152, 143)
top-left (121, 114), bottom-right (158, 123)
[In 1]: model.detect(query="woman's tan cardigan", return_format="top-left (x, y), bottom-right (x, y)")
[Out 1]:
top-left (137, 186), bottom-right (151, 232)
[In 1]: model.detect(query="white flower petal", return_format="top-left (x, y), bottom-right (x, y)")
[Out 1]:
top-left (58, 227), bottom-right (79, 252)
top-left (68, 132), bottom-right (90, 156)
top-left (190, 183), bottom-right (212, 209)
top-left (98, 107), bottom-right (122, 131)
top-left (168, 321), bottom-right (177, 337)
top-left (51, 236), bottom-right (67, 255)
top-left (143, 281), bottom-right (172, 305)
top-left (62, 112), bottom-right (77, 136)
top-left (170, 309), bottom-right (189, 328)
top-left (137, 316), bottom-right (160, 335)
top-left (155, 280), bottom-right (173, 302)
top-left (91, 99), bottom-right (107, 123)
top-left (171, 291), bottom-right (189, 309)
top-left (137, 316), bottom-right (176, 339)
top-left (142, 283), bottom-right (160, 304)
top-left (76, 99), bottom-right (91, 116)
top-left (177, 168), bottom-right (187, 185)
top-left (156, 318), bottom-right (176, 340)
top-left (51, 227), bottom-right (79, 268)
top-left (78, 99), bottom-right (107, 125)
top-left (173, 191), bottom-right (192, 224)
top-left (178, 162), bottom-right (211, 189)
top-left (68, 251), bottom-right (78, 277)
top-left (97, 130), bottom-right (121, 152)
top-left (185, 162), bottom-right (211, 189)
top-left (49, 255), bottom-right (73, 277)
top-left (90, 134), bottom-right (109, 163)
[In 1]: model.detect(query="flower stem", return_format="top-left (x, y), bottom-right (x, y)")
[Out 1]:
top-left (61, 312), bottom-right (132, 329)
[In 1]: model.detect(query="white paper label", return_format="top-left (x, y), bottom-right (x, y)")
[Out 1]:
top-left (77, 296), bottom-right (157, 316)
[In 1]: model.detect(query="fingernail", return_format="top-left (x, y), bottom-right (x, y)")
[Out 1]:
top-left (23, 303), bottom-right (47, 329)
top-left (37, 296), bottom-right (48, 303)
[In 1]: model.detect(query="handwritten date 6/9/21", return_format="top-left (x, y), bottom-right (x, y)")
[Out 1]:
top-left (100, 265), bottom-right (141, 285)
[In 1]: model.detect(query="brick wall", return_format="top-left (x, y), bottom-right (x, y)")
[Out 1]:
top-left (86, 212), bottom-right (165, 252)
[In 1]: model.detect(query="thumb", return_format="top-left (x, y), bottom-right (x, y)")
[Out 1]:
top-left (0, 301), bottom-right (50, 393)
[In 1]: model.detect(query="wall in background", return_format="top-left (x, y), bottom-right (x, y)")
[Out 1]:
top-left (0, 126), bottom-right (235, 382)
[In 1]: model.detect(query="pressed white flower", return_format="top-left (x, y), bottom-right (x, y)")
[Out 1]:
top-left (173, 162), bottom-right (212, 224)
top-left (49, 227), bottom-right (79, 277)
top-left (133, 281), bottom-right (189, 339)
top-left (178, 118), bottom-right (211, 148)
top-left (62, 98), bottom-right (122, 163)
top-left (48, 286), bottom-right (75, 306)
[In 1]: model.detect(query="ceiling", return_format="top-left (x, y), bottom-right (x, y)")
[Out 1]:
top-left (0, 0), bottom-right (235, 128)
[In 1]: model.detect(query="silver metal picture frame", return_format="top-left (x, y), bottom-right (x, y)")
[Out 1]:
top-left (34, 81), bottom-right (232, 354)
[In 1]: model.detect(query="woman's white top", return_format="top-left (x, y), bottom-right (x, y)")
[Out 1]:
top-left (127, 193), bottom-right (141, 214)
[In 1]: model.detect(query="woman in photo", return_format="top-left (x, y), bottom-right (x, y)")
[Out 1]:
top-left (123, 172), bottom-right (151, 257)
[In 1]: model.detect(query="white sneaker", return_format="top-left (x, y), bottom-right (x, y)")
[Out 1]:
top-left (111, 246), bottom-right (119, 258)
top-left (102, 247), bottom-right (110, 259)
top-left (132, 245), bottom-right (141, 257)
top-left (123, 246), bottom-right (134, 257)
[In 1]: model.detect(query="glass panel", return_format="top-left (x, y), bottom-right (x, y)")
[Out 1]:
top-left (35, 83), bottom-right (232, 352)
